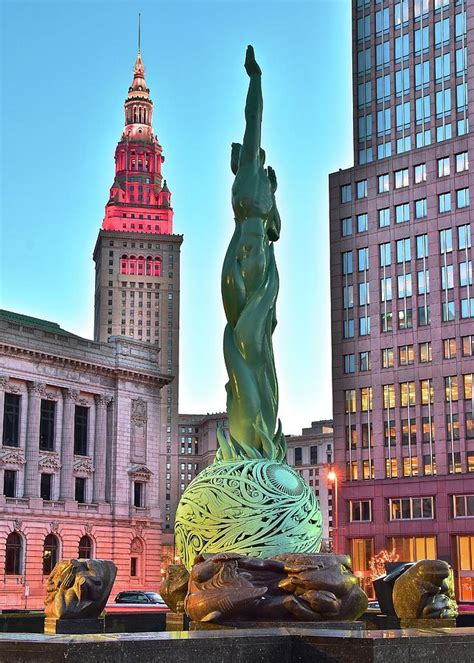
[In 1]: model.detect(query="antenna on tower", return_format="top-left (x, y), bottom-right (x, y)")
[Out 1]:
top-left (138, 12), bottom-right (141, 53)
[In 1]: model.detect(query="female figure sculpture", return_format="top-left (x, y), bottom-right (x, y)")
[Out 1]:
top-left (174, 47), bottom-right (322, 571)
top-left (220, 45), bottom-right (284, 461)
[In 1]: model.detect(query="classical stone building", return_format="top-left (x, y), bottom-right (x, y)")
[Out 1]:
top-left (0, 310), bottom-right (170, 608)
top-left (0, 45), bottom-right (182, 606)
top-left (177, 414), bottom-right (334, 549)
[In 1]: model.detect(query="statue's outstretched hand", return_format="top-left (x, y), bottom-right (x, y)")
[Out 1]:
top-left (245, 45), bottom-right (262, 76)
top-left (267, 166), bottom-right (277, 193)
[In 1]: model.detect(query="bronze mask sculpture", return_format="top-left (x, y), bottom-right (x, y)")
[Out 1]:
top-left (44, 559), bottom-right (117, 620)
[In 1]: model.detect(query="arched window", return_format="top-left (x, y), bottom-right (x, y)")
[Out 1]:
top-left (43, 533), bottom-right (59, 576)
top-left (78, 535), bottom-right (93, 559)
top-left (145, 256), bottom-right (153, 275)
top-left (129, 255), bottom-right (137, 275)
top-left (120, 254), bottom-right (128, 275)
top-left (5, 532), bottom-right (22, 575)
top-left (153, 257), bottom-right (162, 276)
top-left (137, 255), bottom-right (145, 275)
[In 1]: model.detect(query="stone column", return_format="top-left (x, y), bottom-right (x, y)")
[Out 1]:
top-left (59, 388), bottom-right (79, 501)
top-left (0, 376), bottom-right (9, 440)
top-left (24, 381), bottom-right (46, 497)
top-left (93, 394), bottom-right (112, 503)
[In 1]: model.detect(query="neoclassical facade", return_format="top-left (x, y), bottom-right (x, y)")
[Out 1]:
top-left (0, 310), bottom-right (170, 608)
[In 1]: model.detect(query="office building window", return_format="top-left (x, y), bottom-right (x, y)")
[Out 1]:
top-left (462, 336), bottom-right (474, 357)
top-left (419, 342), bottom-right (432, 363)
top-left (357, 213), bottom-right (368, 233)
top-left (443, 338), bottom-right (457, 359)
top-left (350, 500), bottom-right (372, 522)
top-left (396, 238), bottom-right (411, 262)
top-left (389, 497), bottom-right (434, 521)
top-left (456, 152), bottom-right (469, 173)
top-left (438, 192), bottom-right (452, 213)
top-left (415, 198), bottom-right (427, 219)
top-left (457, 188), bottom-right (470, 209)
top-left (458, 224), bottom-right (471, 250)
top-left (360, 351), bottom-right (371, 372)
top-left (395, 168), bottom-right (409, 189)
top-left (440, 228), bottom-right (453, 253)
top-left (414, 164), bottom-right (426, 183)
top-left (416, 233), bottom-right (428, 259)
top-left (344, 354), bottom-right (355, 374)
top-left (340, 184), bottom-right (352, 203)
top-left (378, 208), bottom-right (390, 228)
top-left (378, 174), bottom-right (389, 193)
top-left (356, 180), bottom-right (368, 199)
top-left (381, 348), bottom-right (394, 368)
top-left (438, 157), bottom-right (450, 177)
top-left (341, 217), bottom-right (353, 237)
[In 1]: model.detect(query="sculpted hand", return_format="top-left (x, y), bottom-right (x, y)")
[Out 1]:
top-left (267, 166), bottom-right (277, 193)
top-left (245, 45), bottom-right (262, 76)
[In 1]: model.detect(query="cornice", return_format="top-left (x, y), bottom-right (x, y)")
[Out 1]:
top-left (0, 343), bottom-right (171, 388)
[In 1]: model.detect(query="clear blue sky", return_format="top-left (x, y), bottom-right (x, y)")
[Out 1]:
top-left (0, 0), bottom-right (353, 435)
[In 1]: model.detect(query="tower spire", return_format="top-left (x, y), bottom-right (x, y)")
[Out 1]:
top-left (138, 12), bottom-right (141, 53)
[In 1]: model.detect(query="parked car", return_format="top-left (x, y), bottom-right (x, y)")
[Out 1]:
top-left (115, 591), bottom-right (167, 606)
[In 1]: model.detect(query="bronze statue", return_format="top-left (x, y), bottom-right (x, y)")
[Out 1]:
top-left (175, 44), bottom-right (322, 571)
top-left (392, 560), bottom-right (458, 620)
top-left (160, 563), bottom-right (190, 614)
top-left (184, 552), bottom-right (368, 623)
top-left (44, 559), bottom-right (117, 620)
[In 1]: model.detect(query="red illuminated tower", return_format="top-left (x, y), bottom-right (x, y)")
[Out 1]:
top-left (93, 46), bottom-right (182, 553)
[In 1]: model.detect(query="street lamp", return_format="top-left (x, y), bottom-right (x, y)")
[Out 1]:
top-left (327, 469), bottom-right (338, 553)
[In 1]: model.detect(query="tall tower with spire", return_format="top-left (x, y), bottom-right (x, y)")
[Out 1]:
top-left (93, 42), bottom-right (182, 550)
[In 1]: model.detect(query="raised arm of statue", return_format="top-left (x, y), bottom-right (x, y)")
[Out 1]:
top-left (241, 45), bottom-right (263, 165)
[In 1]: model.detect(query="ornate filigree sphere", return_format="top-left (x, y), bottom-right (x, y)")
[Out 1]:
top-left (175, 459), bottom-right (323, 571)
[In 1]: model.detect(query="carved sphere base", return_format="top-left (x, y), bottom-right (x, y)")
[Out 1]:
top-left (174, 459), bottom-right (323, 571)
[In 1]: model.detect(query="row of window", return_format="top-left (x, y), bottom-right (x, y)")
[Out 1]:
top-left (3, 532), bottom-right (143, 578)
top-left (342, 227), bottom-right (471, 274)
top-left (357, 119), bottom-right (468, 163)
top-left (349, 494), bottom-right (473, 523)
top-left (119, 255), bottom-right (162, 276)
top-left (343, 266), bottom-right (471, 309)
top-left (357, 87), bottom-right (468, 147)
top-left (343, 336), bottom-right (474, 373)
top-left (346, 416), bottom-right (474, 449)
top-left (4, 532), bottom-right (92, 576)
top-left (346, 451), bottom-right (472, 480)
top-left (343, 297), bottom-right (474, 338)
top-left (3, 468), bottom-right (146, 507)
top-left (358, 49), bottom-right (468, 108)
top-left (341, 193), bottom-right (469, 237)
top-left (3, 396), bottom-right (89, 453)
top-left (357, 1), bottom-right (464, 40)
top-left (345, 375), bottom-right (474, 412)
top-left (343, 154), bottom-right (469, 207)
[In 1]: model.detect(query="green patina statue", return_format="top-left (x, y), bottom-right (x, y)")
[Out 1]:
top-left (174, 46), bottom-right (322, 571)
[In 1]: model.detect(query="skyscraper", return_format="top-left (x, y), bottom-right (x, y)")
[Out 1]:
top-left (330, 0), bottom-right (474, 599)
top-left (93, 48), bottom-right (182, 553)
